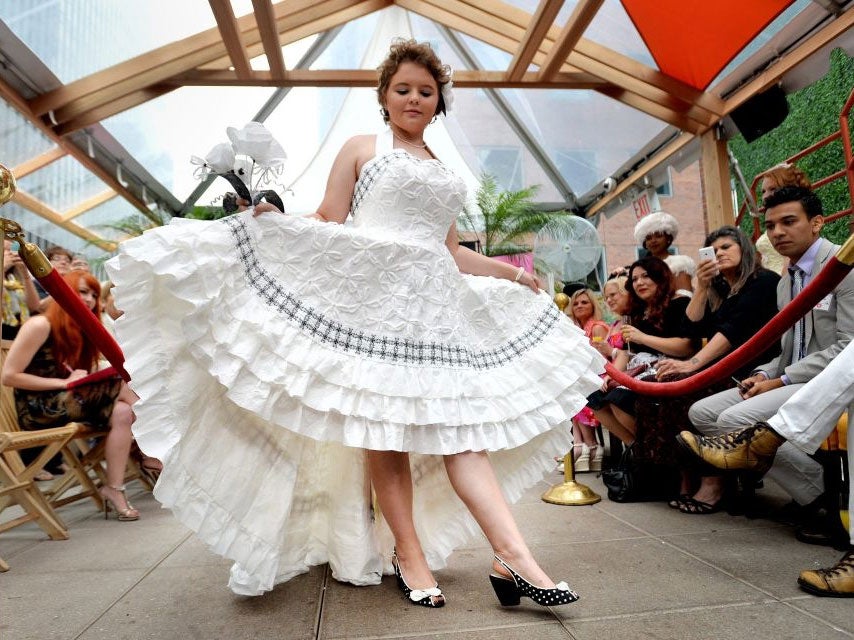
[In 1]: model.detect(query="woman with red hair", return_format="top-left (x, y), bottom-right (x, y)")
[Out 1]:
top-left (1, 271), bottom-right (141, 521)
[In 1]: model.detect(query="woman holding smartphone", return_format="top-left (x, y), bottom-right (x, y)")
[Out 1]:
top-left (654, 226), bottom-right (780, 513)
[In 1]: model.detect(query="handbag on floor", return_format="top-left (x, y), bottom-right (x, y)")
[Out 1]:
top-left (602, 444), bottom-right (675, 503)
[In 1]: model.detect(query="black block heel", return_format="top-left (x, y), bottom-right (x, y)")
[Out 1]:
top-left (489, 555), bottom-right (578, 607)
top-left (489, 574), bottom-right (521, 606)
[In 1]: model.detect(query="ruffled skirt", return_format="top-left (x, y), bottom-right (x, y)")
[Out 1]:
top-left (107, 211), bottom-right (604, 595)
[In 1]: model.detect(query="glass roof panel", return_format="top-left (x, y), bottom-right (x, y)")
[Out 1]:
top-left (448, 88), bottom-right (562, 201)
top-left (409, 13), bottom-right (468, 70)
top-left (1, 201), bottom-right (109, 258)
top-left (72, 197), bottom-right (149, 243)
top-left (310, 11), bottom-right (380, 70)
top-left (578, 0), bottom-right (656, 68)
top-left (101, 85), bottom-right (275, 203)
top-left (498, 88), bottom-right (669, 196)
top-left (0, 98), bottom-right (55, 168)
top-left (17, 155), bottom-right (112, 212)
top-left (0, 0), bottom-right (217, 84)
top-left (250, 34), bottom-right (319, 71)
top-left (457, 34), bottom-right (513, 71)
top-left (500, 0), bottom-right (655, 68)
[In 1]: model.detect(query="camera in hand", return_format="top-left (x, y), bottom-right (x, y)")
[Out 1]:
top-left (222, 192), bottom-right (239, 213)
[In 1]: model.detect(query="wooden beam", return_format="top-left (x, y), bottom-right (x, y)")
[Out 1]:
top-left (538, 0), bottom-right (603, 81)
top-left (60, 189), bottom-right (118, 222)
top-left (578, 54), bottom-right (712, 130)
top-left (202, 0), bottom-right (389, 70)
top-left (450, 0), bottom-right (723, 116)
top-left (11, 147), bottom-right (66, 179)
top-left (399, 0), bottom-right (584, 76)
top-left (402, 0), bottom-right (719, 128)
top-left (174, 68), bottom-right (608, 89)
top-left (54, 85), bottom-right (177, 137)
top-left (0, 75), bottom-right (151, 216)
top-left (596, 85), bottom-right (702, 135)
top-left (251, 0), bottom-right (287, 80)
top-left (29, 0), bottom-right (373, 122)
top-left (505, 0), bottom-right (565, 82)
top-left (56, 0), bottom-right (384, 130)
top-left (11, 189), bottom-right (117, 251)
top-left (574, 39), bottom-right (724, 117)
top-left (700, 128), bottom-right (734, 232)
top-left (586, 132), bottom-right (696, 217)
top-left (208, 0), bottom-right (253, 79)
top-left (723, 7), bottom-right (854, 115)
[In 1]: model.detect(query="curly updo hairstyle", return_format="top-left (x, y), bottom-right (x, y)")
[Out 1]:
top-left (376, 39), bottom-right (451, 124)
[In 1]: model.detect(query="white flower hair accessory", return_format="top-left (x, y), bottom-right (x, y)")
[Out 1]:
top-left (191, 121), bottom-right (287, 212)
top-left (441, 69), bottom-right (454, 115)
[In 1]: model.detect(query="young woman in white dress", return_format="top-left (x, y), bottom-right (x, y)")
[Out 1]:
top-left (108, 40), bottom-right (604, 606)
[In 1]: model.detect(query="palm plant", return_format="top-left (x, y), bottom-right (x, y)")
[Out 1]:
top-left (459, 174), bottom-right (568, 256)
top-left (93, 208), bottom-right (167, 240)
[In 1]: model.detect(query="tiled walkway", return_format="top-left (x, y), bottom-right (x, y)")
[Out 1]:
top-left (2, 474), bottom-right (851, 640)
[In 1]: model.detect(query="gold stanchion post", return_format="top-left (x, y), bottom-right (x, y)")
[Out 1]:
top-left (541, 291), bottom-right (602, 506)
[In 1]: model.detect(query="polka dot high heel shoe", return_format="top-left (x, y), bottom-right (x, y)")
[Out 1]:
top-left (392, 550), bottom-right (445, 608)
top-left (489, 555), bottom-right (578, 607)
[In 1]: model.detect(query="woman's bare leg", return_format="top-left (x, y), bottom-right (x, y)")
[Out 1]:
top-left (101, 398), bottom-right (138, 514)
top-left (443, 450), bottom-right (555, 588)
top-left (611, 405), bottom-right (636, 436)
top-left (593, 405), bottom-right (635, 445)
top-left (366, 450), bottom-right (436, 590)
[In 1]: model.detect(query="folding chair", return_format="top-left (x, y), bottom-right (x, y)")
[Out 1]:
top-left (0, 417), bottom-right (77, 571)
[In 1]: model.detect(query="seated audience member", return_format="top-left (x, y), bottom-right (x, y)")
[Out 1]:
top-left (99, 281), bottom-right (122, 337)
top-left (664, 255), bottom-right (696, 298)
top-left (565, 288), bottom-right (609, 471)
top-left (633, 212), bottom-right (695, 296)
top-left (3, 239), bottom-right (40, 340)
top-left (755, 231), bottom-right (786, 275)
top-left (34, 245), bottom-right (74, 312)
top-left (614, 257), bottom-right (697, 498)
top-left (758, 162), bottom-right (811, 205)
top-left (71, 254), bottom-right (90, 272)
top-left (589, 258), bottom-right (694, 453)
top-left (753, 162), bottom-right (811, 275)
top-left (653, 226), bottom-right (781, 513)
top-left (684, 186), bottom-right (854, 527)
top-left (679, 339), bottom-right (854, 597)
top-left (1, 271), bottom-right (151, 521)
top-left (584, 276), bottom-right (632, 445)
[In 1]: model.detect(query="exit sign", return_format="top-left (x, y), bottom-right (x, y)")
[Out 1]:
top-left (631, 187), bottom-right (661, 220)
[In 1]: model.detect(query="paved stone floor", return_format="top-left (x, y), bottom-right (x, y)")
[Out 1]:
top-left (1, 473), bottom-right (851, 640)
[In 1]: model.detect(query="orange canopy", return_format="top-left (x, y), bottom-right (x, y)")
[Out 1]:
top-left (621, 0), bottom-right (794, 90)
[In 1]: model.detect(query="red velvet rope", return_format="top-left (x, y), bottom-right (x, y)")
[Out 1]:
top-left (65, 366), bottom-right (119, 389)
top-left (604, 257), bottom-right (852, 397)
top-left (36, 270), bottom-right (130, 381)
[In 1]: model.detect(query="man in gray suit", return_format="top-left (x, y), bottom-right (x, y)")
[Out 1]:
top-left (683, 186), bottom-right (854, 512)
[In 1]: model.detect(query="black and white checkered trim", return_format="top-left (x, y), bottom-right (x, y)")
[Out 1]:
top-left (225, 215), bottom-right (559, 369)
top-left (350, 151), bottom-right (406, 216)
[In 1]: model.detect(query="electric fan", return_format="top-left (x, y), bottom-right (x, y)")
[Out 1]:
top-left (533, 215), bottom-right (604, 283)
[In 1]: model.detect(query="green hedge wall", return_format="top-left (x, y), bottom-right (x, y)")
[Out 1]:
top-left (729, 48), bottom-right (853, 244)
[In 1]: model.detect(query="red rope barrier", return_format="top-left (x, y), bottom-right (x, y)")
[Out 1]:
top-left (33, 269), bottom-right (130, 382)
top-left (604, 256), bottom-right (853, 397)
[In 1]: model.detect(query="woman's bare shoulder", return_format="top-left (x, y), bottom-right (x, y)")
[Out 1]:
top-left (341, 134), bottom-right (376, 156)
top-left (343, 134), bottom-right (378, 174)
top-left (20, 314), bottom-right (50, 334)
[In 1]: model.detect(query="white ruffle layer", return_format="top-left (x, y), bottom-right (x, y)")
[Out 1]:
top-left (107, 211), bottom-right (605, 595)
